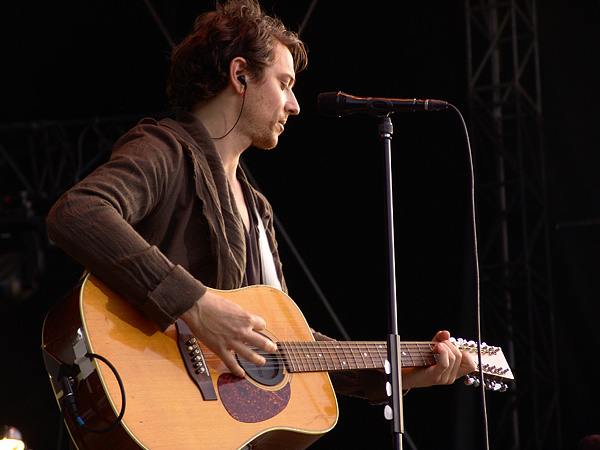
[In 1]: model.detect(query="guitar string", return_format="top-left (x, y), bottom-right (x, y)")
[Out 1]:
top-left (237, 342), bottom-right (439, 371)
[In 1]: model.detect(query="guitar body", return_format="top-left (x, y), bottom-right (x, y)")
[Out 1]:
top-left (42, 275), bottom-right (338, 450)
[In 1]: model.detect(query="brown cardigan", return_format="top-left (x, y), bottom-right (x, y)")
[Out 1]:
top-left (47, 111), bottom-right (285, 330)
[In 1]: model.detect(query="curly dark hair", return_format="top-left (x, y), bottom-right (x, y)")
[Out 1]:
top-left (167, 0), bottom-right (308, 111)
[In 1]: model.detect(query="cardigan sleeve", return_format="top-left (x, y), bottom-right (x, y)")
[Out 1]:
top-left (46, 121), bottom-right (206, 330)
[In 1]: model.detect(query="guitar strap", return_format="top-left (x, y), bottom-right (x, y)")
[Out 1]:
top-left (255, 207), bottom-right (282, 290)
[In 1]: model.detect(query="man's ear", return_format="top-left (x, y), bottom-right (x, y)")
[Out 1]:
top-left (229, 57), bottom-right (248, 94)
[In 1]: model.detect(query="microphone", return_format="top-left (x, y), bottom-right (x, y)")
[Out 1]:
top-left (317, 91), bottom-right (449, 117)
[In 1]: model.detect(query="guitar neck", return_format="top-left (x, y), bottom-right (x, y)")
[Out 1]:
top-left (277, 341), bottom-right (436, 373)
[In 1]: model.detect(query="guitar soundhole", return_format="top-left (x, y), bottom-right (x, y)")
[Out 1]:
top-left (236, 335), bottom-right (285, 387)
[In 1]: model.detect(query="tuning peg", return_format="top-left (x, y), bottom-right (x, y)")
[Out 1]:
top-left (464, 375), bottom-right (480, 387)
top-left (485, 380), bottom-right (504, 391)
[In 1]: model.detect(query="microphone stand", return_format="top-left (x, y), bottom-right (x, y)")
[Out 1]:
top-left (378, 114), bottom-right (404, 449)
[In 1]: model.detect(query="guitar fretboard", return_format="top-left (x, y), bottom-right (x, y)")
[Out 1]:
top-left (277, 341), bottom-right (438, 373)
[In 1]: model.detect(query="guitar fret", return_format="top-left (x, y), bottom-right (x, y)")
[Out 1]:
top-left (349, 343), bottom-right (359, 369)
top-left (340, 343), bottom-right (349, 370)
top-left (296, 342), bottom-right (303, 371)
top-left (368, 343), bottom-right (379, 369)
top-left (328, 342), bottom-right (337, 370)
top-left (315, 343), bottom-right (326, 371)
top-left (336, 342), bottom-right (346, 370)
top-left (313, 343), bottom-right (323, 371)
top-left (342, 343), bottom-right (350, 369)
top-left (428, 342), bottom-right (437, 365)
top-left (377, 343), bottom-right (387, 369)
top-left (416, 342), bottom-right (425, 366)
top-left (296, 342), bottom-right (305, 372)
top-left (358, 342), bottom-right (368, 369)
top-left (279, 342), bottom-right (289, 371)
top-left (303, 341), bottom-right (317, 372)
top-left (367, 343), bottom-right (377, 369)
top-left (345, 344), bottom-right (353, 369)
top-left (326, 343), bottom-right (337, 370)
top-left (311, 343), bottom-right (321, 371)
top-left (365, 342), bottom-right (372, 369)
top-left (417, 342), bottom-right (436, 366)
top-left (281, 342), bottom-right (295, 372)
top-left (402, 342), bottom-right (416, 368)
top-left (291, 342), bottom-right (303, 372)
top-left (316, 343), bottom-right (330, 371)
top-left (299, 342), bottom-right (309, 372)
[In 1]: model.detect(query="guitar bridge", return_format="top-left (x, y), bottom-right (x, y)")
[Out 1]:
top-left (175, 319), bottom-right (218, 401)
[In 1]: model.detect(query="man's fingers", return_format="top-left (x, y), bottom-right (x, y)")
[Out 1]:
top-left (245, 329), bottom-right (278, 353)
top-left (250, 313), bottom-right (267, 331)
top-left (433, 330), bottom-right (451, 342)
top-left (232, 331), bottom-right (278, 367)
top-left (233, 341), bottom-right (268, 366)
top-left (432, 341), bottom-right (462, 384)
top-left (219, 349), bottom-right (245, 378)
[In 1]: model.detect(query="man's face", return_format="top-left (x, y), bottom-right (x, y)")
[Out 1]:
top-left (240, 42), bottom-right (300, 150)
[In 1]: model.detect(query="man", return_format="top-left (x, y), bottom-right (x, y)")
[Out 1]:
top-left (47, 0), bottom-right (474, 407)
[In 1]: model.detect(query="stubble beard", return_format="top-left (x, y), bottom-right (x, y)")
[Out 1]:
top-left (250, 122), bottom-right (280, 150)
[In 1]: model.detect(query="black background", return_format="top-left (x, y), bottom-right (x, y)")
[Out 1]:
top-left (1, 1), bottom-right (599, 449)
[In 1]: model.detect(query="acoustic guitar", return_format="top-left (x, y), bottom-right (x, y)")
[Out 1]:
top-left (42, 274), bottom-right (513, 450)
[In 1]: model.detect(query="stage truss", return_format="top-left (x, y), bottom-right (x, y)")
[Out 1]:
top-left (465, 0), bottom-right (561, 449)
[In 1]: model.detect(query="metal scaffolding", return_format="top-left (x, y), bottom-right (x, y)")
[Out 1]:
top-left (465, 1), bottom-right (561, 448)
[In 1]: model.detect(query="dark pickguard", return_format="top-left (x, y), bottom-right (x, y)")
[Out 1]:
top-left (217, 374), bottom-right (291, 423)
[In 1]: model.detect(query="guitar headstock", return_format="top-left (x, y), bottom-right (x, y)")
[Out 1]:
top-left (450, 337), bottom-right (514, 392)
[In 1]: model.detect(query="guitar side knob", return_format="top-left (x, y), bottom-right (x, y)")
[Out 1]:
top-left (384, 404), bottom-right (393, 420)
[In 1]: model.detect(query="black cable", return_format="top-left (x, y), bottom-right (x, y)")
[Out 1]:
top-left (61, 352), bottom-right (127, 435)
top-left (449, 104), bottom-right (489, 450)
top-left (56, 397), bottom-right (67, 450)
top-left (212, 91), bottom-right (246, 140)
